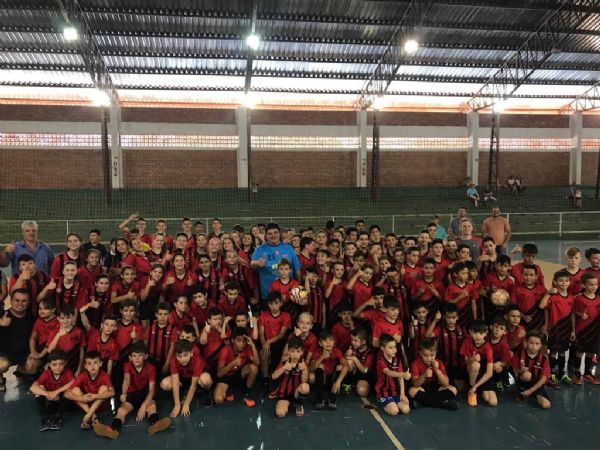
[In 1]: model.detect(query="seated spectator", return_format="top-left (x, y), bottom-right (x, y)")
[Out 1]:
top-left (482, 190), bottom-right (497, 207)
top-left (507, 175), bottom-right (516, 194)
top-left (515, 175), bottom-right (526, 194)
top-left (574, 188), bottom-right (582, 208)
top-left (466, 184), bottom-right (480, 208)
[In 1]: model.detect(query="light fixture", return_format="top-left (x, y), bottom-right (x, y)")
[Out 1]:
top-left (242, 92), bottom-right (256, 108)
top-left (372, 95), bottom-right (387, 110)
top-left (403, 39), bottom-right (419, 55)
top-left (246, 33), bottom-right (260, 50)
top-left (91, 89), bottom-right (111, 107)
top-left (63, 26), bottom-right (79, 41)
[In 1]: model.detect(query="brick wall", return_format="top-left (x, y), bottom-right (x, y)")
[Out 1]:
top-left (581, 152), bottom-right (599, 185)
top-left (478, 152), bottom-right (570, 186)
top-left (121, 107), bottom-right (236, 124)
top-left (479, 114), bottom-right (569, 128)
top-left (368, 111), bottom-right (466, 126)
top-left (252, 151), bottom-right (356, 187)
top-left (123, 150), bottom-right (237, 188)
top-left (367, 152), bottom-right (467, 187)
top-left (0, 149), bottom-right (103, 188)
top-left (0, 105), bottom-right (102, 122)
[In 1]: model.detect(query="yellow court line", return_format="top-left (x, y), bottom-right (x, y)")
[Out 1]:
top-left (360, 397), bottom-right (406, 450)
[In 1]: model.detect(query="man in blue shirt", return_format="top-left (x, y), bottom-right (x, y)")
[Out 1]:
top-left (251, 223), bottom-right (301, 305)
top-left (0, 220), bottom-right (54, 276)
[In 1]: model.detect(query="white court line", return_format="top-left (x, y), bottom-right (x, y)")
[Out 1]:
top-left (360, 397), bottom-right (406, 450)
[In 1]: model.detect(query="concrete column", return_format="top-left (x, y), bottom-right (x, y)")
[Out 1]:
top-left (236, 106), bottom-right (249, 189)
top-left (569, 111), bottom-right (582, 185)
top-left (357, 109), bottom-right (368, 188)
top-left (467, 111), bottom-right (479, 186)
top-left (108, 102), bottom-right (123, 189)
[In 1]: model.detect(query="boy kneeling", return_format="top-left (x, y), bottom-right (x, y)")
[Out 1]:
top-left (512, 330), bottom-right (551, 409)
top-left (409, 338), bottom-right (458, 410)
top-left (93, 341), bottom-right (171, 439)
top-left (375, 334), bottom-right (410, 416)
top-left (272, 336), bottom-right (310, 418)
top-left (161, 339), bottom-right (213, 417)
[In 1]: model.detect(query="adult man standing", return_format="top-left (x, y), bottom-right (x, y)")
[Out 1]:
top-left (481, 207), bottom-right (512, 254)
top-left (448, 207), bottom-right (468, 239)
top-left (0, 220), bottom-right (54, 276)
top-left (0, 289), bottom-right (35, 390)
top-left (251, 223), bottom-right (301, 304)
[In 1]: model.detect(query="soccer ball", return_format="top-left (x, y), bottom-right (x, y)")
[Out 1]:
top-left (289, 286), bottom-right (308, 305)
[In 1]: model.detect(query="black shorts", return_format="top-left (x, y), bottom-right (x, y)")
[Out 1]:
top-left (548, 335), bottom-right (570, 353)
top-left (446, 365), bottom-right (466, 381)
top-left (517, 380), bottom-right (549, 400)
top-left (180, 377), bottom-right (193, 392)
top-left (0, 352), bottom-right (28, 366)
top-left (474, 360), bottom-right (496, 392)
top-left (345, 370), bottom-right (373, 386)
top-left (217, 370), bottom-right (243, 388)
top-left (124, 389), bottom-right (149, 410)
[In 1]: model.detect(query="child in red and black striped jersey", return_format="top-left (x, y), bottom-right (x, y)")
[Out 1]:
top-left (410, 258), bottom-right (444, 320)
top-left (512, 331), bottom-right (551, 409)
top-left (222, 310), bottom-right (259, 343)
top-left (269, 259), bottom-right (300, 318)
top-left (161, 339), bottom-right (213, 417)
top-left (408, 303), bottom-right (430, 361)
top-left (38, 261), bottom-right (81, 311)
top-left (144, 303), bottom-right (177, 376)
top-left (461, 320), bottom-right (497, 407)
top-left (571, 273), bottom-right (600, 385)
top-left (30, 350), bottom-right (74, 431)
top-left (9, 254), bottom-right (48, 316)
top-left (283, 312), bottom-right (318, 369)
top-left (353, 286), bottom-right (386, 329)
top-left (374, 334), bottom-right (410, 416)
top-left (373, 295), bottom-right (404, 349)
top-left (488, 316), bottom-right (512, 391)
top-left (540, 270), bottom-right (575, 386)
top-left (310, 329), bottom-right (349, 410)
top-left (563, 247), bottom-right (584, 296)
top-left (272, 336), bottom-right (310, 418)
top-left (304, 266), bottom-right (326, 332)
top-left (111, 266), bottom-right (140, 309)
top-left (425, 303), bottom-right (466, 391)
top-left (444, 262), bottom-right (476, 329)
top-left (343, 328), bottom-right (375, 398)
top-left (92, 342), bottom-right (171, 439)
top-left (346, 263), bottom-right (374, 311)
top-left (27, 298), bottom-right (59, 374)
top-left (76, 273), bottom-right (112, 329)
top-left (409, 338), bottom-right (458, 410)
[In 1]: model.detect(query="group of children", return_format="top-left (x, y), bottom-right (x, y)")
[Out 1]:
top-left (1, 215), bottom-right (599, 439)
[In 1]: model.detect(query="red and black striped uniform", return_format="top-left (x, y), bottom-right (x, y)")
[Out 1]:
top-left (273, 360), bottom-right (305, 400)
top-left (409, 320), bottom-right (429, 356)
top-left (512, 348), bottom-right (550, 383)
top-left (50, 252), bottom-right (83, 279)
top-left (196, 269), bottom-right (220, 304)
top-left (573, 293), bottom-right (600, 353)
top-left (76, 288), bottom-right (112, 329)
top-left (220, 265), bottom-right (256, 301)
top-left (375, 353), bottom-right (402, 398)
top-left (432, 325), bottom-right (465, 369)
top-left (307, 284), bottom-right (325, 326)
top-left (383, 281), bottom-right (410, 323)
top-left (444, 282), bottom-right (475, 329)
top-left (145, 322), bottom-right (176, 367)
top-left (53, 278), bottom-right (82, 311)
top-left (31, 316), bottom-right (60, 351)
top-left (564, 268), bottom-right (584, 296)
top-left (514, 284), bottom-right (547, 332)
top-left (546, 292), bottom-right (574, 351)
top-left (76, 265), bottom-right (101, 291)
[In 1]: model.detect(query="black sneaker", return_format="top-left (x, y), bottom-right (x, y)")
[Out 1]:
top-left (203, 393), bottom-right (214, 408)
top-left (315, 401), bottom-right (325, 410)
top-left (48, 416), bottom-right (61, 431)
top-left (327, 401), bottom-right (337, 410)
top-left (54, 415), bottom-right (63, 429)
top-left (439, 399), bottom-right (458, 411)
top-left (0, 376), bottom-right (6, 392)
top-left (39, 418), bottom-right (50, 432)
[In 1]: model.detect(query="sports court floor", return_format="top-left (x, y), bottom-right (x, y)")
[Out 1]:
top-left (1, 239), bottom-right (599, 450)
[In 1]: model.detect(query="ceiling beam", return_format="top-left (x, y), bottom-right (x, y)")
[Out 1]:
top-left (467, 0), bottom-right (597, 111)
top-left (567, 79), bottom-right (600, 111)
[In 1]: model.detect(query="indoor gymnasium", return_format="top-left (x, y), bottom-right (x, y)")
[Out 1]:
top-left (1, 1), bottom-right (600, 449)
